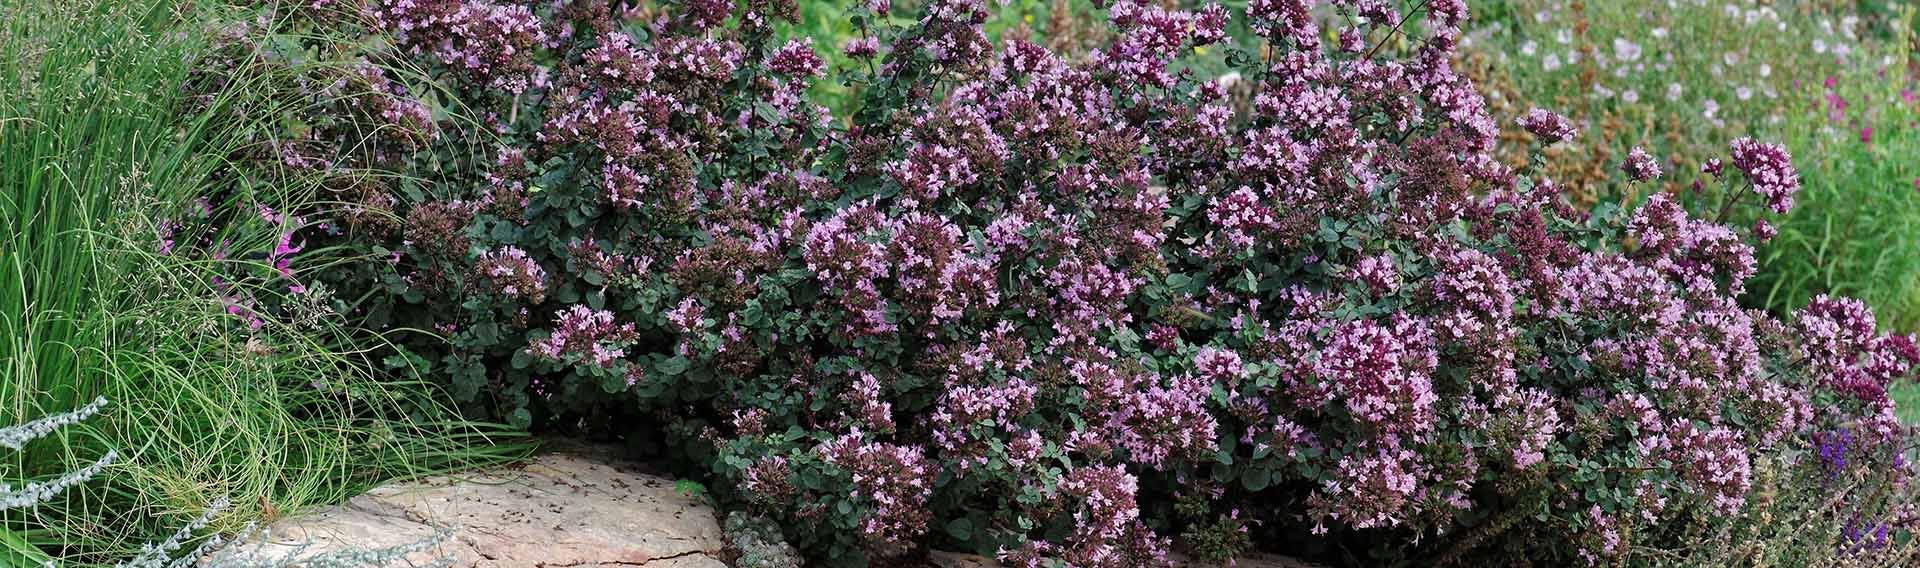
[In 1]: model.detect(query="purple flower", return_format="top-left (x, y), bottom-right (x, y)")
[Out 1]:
top-left (269, 231), bottom-right (305, 285)
top-left (1730, 138), bottom-right (1800, 214)
top-left (583, 32), bottom-right (657, 87)
top-left (1317, 316), bottom-right (1439, 436)
top-left (529, 305), bottom-right (637, 368)
top-left (1311, 444), bottom-right (1426, 530)
top-left (1349, 253), bottom-right (1400, 294)
top-left (1495, 388), bottom-right (1562, 470)
top-left (1843, 515), bottom-right (1891, 552)
top-left (845, 373), bottom-right (896, 433)
top-left (1666, 422), bottom-right (1753, 515)
top-left (1622, 146), bottom-right (1662, 182)
top-left (1115, 373), bottom-right (1219, 470)
top-left (1193, 347), bottom-right (1246, 380)
top-left (1701, 158), bottom-right (1724, 177)
top-left (1518, 107), bottom-right (1579, 144)
top-left (664, 296), bottom-right (706, 333)
top-left (842, 36), bottom-right (880, 58)
top-left (1046, 465), bottom-right (1174, 567)
top-left (1795, 295), bottom-right (1919, 405)
top-left (155, 220), bottom-right (179, 255)
top-left (818, 432), bottom-right (933, 555)
top-left (476, 246), bottom-right (547, 303)
top-left (1815, 429), bottom-right (1853, 479)
top-left (1207, 186), bottom-right (1279, 253)
top-left (769, 38), bottom-right (826, 78)
top-left (375, 0), bottom-right (546, 93)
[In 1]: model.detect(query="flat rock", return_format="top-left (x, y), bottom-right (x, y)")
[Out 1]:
top-left (214, 447), bottom-right (725, 567)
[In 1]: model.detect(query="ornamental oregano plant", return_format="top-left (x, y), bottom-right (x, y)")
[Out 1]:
top-left (180, 0), bottom-right (1919, 565)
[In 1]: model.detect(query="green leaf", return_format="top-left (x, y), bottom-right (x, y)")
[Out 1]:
top-left (600, 366), bottom-right (631, 393)
top-left (656, 355), bottom-right (691, 376)
top-left (1240, 466), bottom-right (1271, 491)
top-left (0, 528), bottom-right (53, 567)
top-left (946, 518), bottom-right (974, 542)
top-left (450, 359), bottom-right (485, 402)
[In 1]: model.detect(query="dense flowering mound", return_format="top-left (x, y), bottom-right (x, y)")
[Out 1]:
top-left (184, 0), bottom-right (1917, 565)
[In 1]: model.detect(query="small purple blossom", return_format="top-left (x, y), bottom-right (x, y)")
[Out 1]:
top-left (665, 296), bottom-right (706, 333)
top-left (1518, 107), bottom-right (1579, 144)
top-left (769, 38), bottom-right (826, 78)
top-left (1349, 253), bottom-right (1400, 294)
top-left (1701, 158), bottom-right (1724, 177)
top-left (843, 36), bottom-right (880, 58)
top-left (529, 305), bottom-right (637, 368)
top-left (1729, 138), bottom-right (1801, 214)
top-left (1622, 146), bottom-right (1662, 182)
top-left (269, 231), bottom-right (305, 291)
top-left (476, 246), bottom-right (547, 303)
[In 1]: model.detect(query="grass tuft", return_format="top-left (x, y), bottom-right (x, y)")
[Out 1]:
top-left (1, 0), bottom-right (530, 562)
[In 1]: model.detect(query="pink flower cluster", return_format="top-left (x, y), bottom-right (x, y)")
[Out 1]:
top-left (353, 62), bottom-right (435, 145)
top-left (373, 0), bottom-right (546, 93)
top-left (1729, 137), bottom-right (1802, 213)
top-left (1623, 146), bottom-right (1663, 181)
top-left (819, 433), bottom-right (934, 557)
top-left (476, 246), bottom-right (547, 303)
top-left (1519, 107), bottom-right (1579, 143)
top-left (527, 305), bottom-right (636, 368)
top-left (1796, 295), bottom-right (1920, 408)
top-left (1002, 465), bottom-right (1172, 568)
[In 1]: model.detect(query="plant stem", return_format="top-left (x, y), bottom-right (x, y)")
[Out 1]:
top-left (1714, 181), bottom-right (1752, 226)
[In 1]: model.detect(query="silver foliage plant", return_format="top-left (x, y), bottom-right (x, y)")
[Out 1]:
top-left (2, 398), bottom-right (115, 511)
top-left (5, 400), bottom-right (454, 567)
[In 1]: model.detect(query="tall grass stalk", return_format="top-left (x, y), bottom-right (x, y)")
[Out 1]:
top-left (1, 0), bottom-right (529, 563)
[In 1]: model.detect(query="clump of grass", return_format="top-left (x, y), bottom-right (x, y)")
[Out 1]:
top-left (1754, 109), bottom-right (1920, 332)
top-left (1, 0), bottom-right (529, 562)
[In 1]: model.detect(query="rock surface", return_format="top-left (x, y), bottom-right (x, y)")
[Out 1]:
top-left (217, 446), bottom-right (726, 567)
